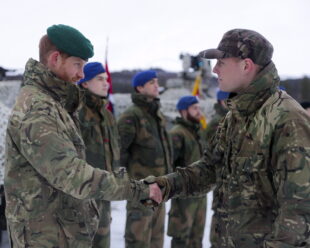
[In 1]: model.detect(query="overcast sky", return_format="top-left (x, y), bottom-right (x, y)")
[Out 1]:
top-left (1, 0), bottom-right (309, 78)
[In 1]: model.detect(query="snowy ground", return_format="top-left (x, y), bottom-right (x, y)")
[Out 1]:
top-left (111, 192), bottom-right (213, 248)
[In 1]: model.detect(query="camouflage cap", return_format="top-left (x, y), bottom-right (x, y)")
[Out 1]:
top-left (47, 24), bottom-right (94, 60)
top-left (199, 29), bottom-right (273, 66)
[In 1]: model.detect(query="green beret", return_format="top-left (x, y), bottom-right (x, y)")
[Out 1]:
top-left (47, 24), bottom-right (94, 60)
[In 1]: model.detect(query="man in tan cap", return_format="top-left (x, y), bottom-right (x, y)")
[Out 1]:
top-left (4, 24), bottom-right (161, 248)
top-left (148, 29), bottom-right (310, 248)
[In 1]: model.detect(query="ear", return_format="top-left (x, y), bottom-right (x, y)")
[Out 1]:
top-left (242, 58), bottom-right (255, 72)
top-left (136, 85), bottom-right (144, 93)
top-left (48, 51), bottom-right (61, 67)
top-left (180, 109), bottom-right (188, 119)
top-left (81, 82), bottom-right (89, 89)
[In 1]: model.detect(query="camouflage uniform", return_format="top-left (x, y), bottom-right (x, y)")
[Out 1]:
top-left (168, 117), bottom-right (207, 248)
top-left (118, 93), bottom-right (172, 248)
top-left (205, 102), bottom-right (228, 141)
top-left (156, 61), bottom-right (310, 248)
top-left (4, 59), bottom-right (150, 248)
top-left (78, 89), bottom-right (120, 248)
top-left (204, 102), bottom-right (228, 247)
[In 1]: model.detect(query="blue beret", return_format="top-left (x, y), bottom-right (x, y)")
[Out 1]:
top-left (176, 96), bottom-right (199, 110)
top-left (132, 70), bottom-right (157, 87)
top-left (217, 90), bottom-right (230, 100)
top-left (47, 24), bottom-right (94, 60)
top-left (278, 85), bottom-right (286, 91)
top-left (77, 62), bottom-right (105, 85)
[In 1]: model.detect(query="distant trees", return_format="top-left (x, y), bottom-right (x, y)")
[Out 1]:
top-left (0, 67), bottom-right (8, 81)
top-left (281, 76), bottom-right (310, 103)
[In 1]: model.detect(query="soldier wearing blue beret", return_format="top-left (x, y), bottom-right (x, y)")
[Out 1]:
top-left (168, 95), bottom-right (208, 248)
top-left (118, 70), bottom-right (173, 248)
top-left (77, 62), bottom-right (119, 248)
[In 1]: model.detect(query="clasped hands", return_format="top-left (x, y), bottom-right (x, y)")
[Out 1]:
top-left (141, 176), bottom-right (165, 207)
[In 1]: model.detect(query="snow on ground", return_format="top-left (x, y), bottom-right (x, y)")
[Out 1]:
top-left (111, 192), bottom-right (213, 248)
top-left (0, 102), bottom-right (10, 185)
top-left (0, 81), bottom-right (21, 108)
top-left (113, 88), bottom-right (216, 122)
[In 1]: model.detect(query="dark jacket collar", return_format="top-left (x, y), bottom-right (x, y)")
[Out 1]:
top-left (226, 61), bottom-right (280, 117)
top-left (131, 92), bottom-right (160, 114)
top-left (82, 88), bottom-right (107, 113)
top-left (175, 117), bottom-right (201, 133)
top-left (23, 58), bottom-right (83, 114)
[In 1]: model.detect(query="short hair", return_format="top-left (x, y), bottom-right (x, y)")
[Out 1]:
top-left (300, 101), bottom-right (310, 109)
top-left (39, 35), bottom-right (68, 65)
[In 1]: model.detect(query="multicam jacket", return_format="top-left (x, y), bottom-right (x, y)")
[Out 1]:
top-left (205, 102), bottom-right (228, 141)
top-left (78, 90), bottom-right (120, 172)
top-left (170, 117), bottom-right (205, 169)
top-left (169, 117), bottom-right (206, 193)
top-left (4, 59), bottom-right (149, 248)
top-left (159, 62), bottom-right (310, 248)
top-left (117, 93), bottom-right (173, 179)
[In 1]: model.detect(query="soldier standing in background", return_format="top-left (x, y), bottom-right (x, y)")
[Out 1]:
top-left (118, 70), bottom-right (173, 248)
top-left (4, 24), bottom-right (161, 248)
top-left (148, 29), bottom-right (310, 247)
top-left (168, 95), bottom-right (207, 248)
top-left (77, 62), bottom-right (120, 248)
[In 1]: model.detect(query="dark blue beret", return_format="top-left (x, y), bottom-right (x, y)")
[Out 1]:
top-left (177, 96), bottom-right (199, 110)
top-left (77, 62), bottom-right (105, 85)
top-left (132, 70), bottom-right (157, 87)
top-left (47, 24), bottom-right (94, 60)
top-left (217, 90), bottom-right (230, 100)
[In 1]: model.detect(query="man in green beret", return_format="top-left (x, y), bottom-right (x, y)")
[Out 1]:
top-left (4, 24), bottom-right (162, 248)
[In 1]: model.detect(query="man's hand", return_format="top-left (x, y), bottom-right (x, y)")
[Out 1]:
top-left (149, 183), bottom-right (162, 204)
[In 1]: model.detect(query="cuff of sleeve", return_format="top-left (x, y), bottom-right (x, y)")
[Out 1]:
top-left (130, 179), bottom-right (150, 202)
top-left (147, 172), bottom-right (183, 201)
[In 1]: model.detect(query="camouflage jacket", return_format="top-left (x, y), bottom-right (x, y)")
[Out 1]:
top-left (204, 102), bottom-right (228, 141)
top-left (169, 117), bottom-right (207, 199)
top-left (118, 93), bottom-right (173, 179)
top-left (78, 89), bottom-right (120, 172)
top-left (170, 117), bottom-right (205, 168)
top-left (4, 59), bottom-right (150, 247)
top-left (159, 62), bottom-right (310, 248)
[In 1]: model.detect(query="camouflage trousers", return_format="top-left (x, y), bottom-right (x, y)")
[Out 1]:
top-left (7, 216), bottom-right (95, 248)
top-left (92, 200), bottom-right (111, 248)
top-left (125, 201), bottom-right (165, 248)
top-left (168, 196), bottom-right (207, 248)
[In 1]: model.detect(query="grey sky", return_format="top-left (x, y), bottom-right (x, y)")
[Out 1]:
top-left (1, 0), bottom-right (309, 78)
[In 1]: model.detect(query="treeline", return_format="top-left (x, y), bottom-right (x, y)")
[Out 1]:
top-left (281, 76), bottom-right (310, 103)
top-left (2, 68), bottom-right (309, 103)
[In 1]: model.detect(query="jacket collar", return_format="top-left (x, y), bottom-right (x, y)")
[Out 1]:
top-left (82, 88), bottom-right (107, 113)
top-left (23, 58), bottom-right (83, 114)
top-left (175, 117), bottom-right (201, 133)
top-left (226, 61), bottom-right (280, 117)
top-left (131, 92), bottom-right (160, 114)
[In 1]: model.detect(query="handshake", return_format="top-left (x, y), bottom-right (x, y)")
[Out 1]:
top-left (141, 176), bottom-right (167, 207)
